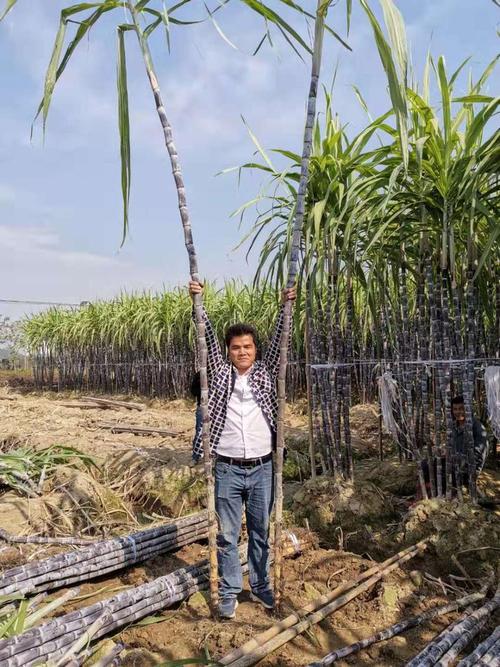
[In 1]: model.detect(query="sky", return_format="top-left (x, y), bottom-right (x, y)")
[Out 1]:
top-left (0, 0), bottom-right (498, 322)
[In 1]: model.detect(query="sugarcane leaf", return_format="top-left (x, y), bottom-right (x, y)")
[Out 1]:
top-left (473, 218), bottom-right (500, 281)
top-left (133, 613), bottom-right (172, 626)
top-left (239, 0), bottom-right (312, 55)
top-left (346, 0), bottom-right (351, 34)
top-left (204, 2), bottom-right (237, 49)
top-left (241, 116), bottom-right (276, 172)
top-left (32, 3), bottom-right (118, 133)
top-left (41, 18), bottom-right (67, 135)
top-left (117, 25), bottom-right (131, 246)
top-left (0, 0), bottom-right (17, 21)
top-left (360, 0), bottom-right (408, 169)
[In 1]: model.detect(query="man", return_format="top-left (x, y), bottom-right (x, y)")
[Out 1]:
top-left (451, 395), bottom-right (489, 477)
top-left (416, 396), bottom-right (488, 500)
top-left (189, 280), bottom-right (295, 620)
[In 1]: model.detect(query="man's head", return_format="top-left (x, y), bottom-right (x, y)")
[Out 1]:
top-left (451, 396), bottom-right (466, 423)
top-left (225, 324), bottom-right (258, 374)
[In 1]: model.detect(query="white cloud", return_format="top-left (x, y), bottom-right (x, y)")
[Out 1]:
top-left (0, 223), bottom-right (165, 320)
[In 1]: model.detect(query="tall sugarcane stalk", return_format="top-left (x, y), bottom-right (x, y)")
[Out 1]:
top-left (274, 0), bottom-right (329, 607)
top-left (125, 2), bottom-right (218, 611)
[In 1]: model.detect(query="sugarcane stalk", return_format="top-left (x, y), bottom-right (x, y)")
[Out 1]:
top-left (456, 626), bottom-right (500, 667)
top-left (304, 275), bottom-right (317, 480)
top-left (274, 0), bottom-right (329, 608)
top-left (125, 1), bottom-right (218, 612)
top-left (221, 540), bottom-right (427, 666)
top-left (3, 527), bottom-right (210, 596)
top-left (55, 610), bottom-right (112, 667)
top-left (223, 541), bottom-right (428, 667)
top-left (0, 513), bottom-right (208, 595)
top-left (307, 590), bottom-right (486, 665)
top-left (0, 533), bottom-right (307, 666)
top-left (0, 511), bottom-right (207, 584)
top-left (406, 582), bottom-right (500, 667)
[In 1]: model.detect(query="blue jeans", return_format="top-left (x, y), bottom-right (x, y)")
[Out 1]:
top-left (215, 458), bottom-right (274, 600)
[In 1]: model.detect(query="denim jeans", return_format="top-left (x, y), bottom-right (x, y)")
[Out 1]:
top-left (214, 458), bottom-right (274, 600)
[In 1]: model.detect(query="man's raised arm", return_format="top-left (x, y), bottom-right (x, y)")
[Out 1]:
top-left (263, 287), bottom-right (297, 377)
top-left (189, 281), bottom-right (224, 377)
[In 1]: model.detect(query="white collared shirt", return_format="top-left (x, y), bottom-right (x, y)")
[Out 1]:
top-left (217, 367), bottom-right (272, 459)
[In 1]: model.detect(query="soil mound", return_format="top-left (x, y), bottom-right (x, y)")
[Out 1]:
top-left (106, 449), bottom-right (206, 516)
top-left (292, 476), bottom-right (395, 551)
top-left (357, 457), bottom-right (417, 496)
top-left (402, 497), bottom-right (500, 577)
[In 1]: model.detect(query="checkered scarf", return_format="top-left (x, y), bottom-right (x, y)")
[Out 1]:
top-left (192, 305), bottom-right (286, 460)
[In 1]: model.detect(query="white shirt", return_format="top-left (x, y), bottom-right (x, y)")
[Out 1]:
top-left (217, 367), bottom-right (272, 459)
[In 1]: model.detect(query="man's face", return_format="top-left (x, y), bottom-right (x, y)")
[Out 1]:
top-left (228, 335), bottom-right (257, 374)
top-left (452, 402), bottom-right (465, 423)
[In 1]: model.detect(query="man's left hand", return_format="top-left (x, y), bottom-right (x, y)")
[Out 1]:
top-left (282, 286), bottom-right (297, 304)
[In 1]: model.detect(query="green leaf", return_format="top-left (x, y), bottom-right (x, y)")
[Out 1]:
top-left (239, 0), bottom-right (312, 55)
top-left (204, 2), bottom-right (237, 49)
top-left (0, 0), bottom-right (17, 21)
top-left (452, 95), bottom-right (494, 104)
top-left (360, 0), bottom-right (408, 169)
top-left (41, 18), bottom-right (67, 134)
top-left (117, 25), bottom-right (131, 246)
top-left (241, 116), bottom-right (276, 172)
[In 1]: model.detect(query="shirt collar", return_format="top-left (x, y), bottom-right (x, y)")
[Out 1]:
top-left (232, 364), bottom-right (254, 378)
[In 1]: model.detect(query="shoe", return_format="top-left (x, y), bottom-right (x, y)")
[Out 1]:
top-left (250, 589), bottom-right (275, 610)
top-left (218, 597), bottom-right (238, 620)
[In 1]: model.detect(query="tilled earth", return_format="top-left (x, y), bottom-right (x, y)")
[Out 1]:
top-left (0, 380), bottom-right (499, 666)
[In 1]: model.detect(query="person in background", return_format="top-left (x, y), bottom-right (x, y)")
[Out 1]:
top-left (451, 395), bottom-right (489, 478)
top-left (416, 395), bottom-right (489, 500)
top-left (189, 280), bottom-right (296, 620)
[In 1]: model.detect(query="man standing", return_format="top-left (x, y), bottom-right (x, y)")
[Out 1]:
top-left (451, 395), bottom-right (489, 479)
top-left (189, 281), bottom-right (295, 620)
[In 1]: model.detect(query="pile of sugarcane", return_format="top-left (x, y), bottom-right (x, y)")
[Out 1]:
top-left (406, 581), bottom-right (500, 666)
top-left (0, 531), bottom-right (307, 667)
top-left (23, 284), bottom-right (305, 400)
top-left (457, 625), bottom-right (500, 666)
top-left (307, 590), bottom-right (488, 666)
top-left (0, 511), bottom-right (208, 596)
top-left (219, 540), bottom-right (428, 667)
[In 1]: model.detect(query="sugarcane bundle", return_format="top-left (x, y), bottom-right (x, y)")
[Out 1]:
top-left (406, 582), bottom-right (500, 666)
top-left (0, 531), bottom-right (307, 667)
top-left (0, 511), bottom-right (208, 596)
top-left (307, 591), bottom-right (486, 665)
top-left (457, 625), bottom-right (500, 666)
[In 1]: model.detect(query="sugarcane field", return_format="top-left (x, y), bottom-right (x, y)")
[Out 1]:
top-left (0, 0), bottom-right (499, 666)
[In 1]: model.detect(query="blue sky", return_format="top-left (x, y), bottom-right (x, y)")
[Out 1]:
top-left (0, 0), bottom-right (498, 321)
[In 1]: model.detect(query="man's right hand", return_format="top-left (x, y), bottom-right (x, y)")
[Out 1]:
top-left (189, 280), bottom-right (203, 299)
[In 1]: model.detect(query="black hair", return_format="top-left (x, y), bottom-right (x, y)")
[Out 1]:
top-left (451, 395), bottom-right (465, 406)
top-left (225, 323), bottom-right (258, 349)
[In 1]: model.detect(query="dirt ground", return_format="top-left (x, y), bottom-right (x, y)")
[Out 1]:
top-left (0, 378), bottom-right (499, 666)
